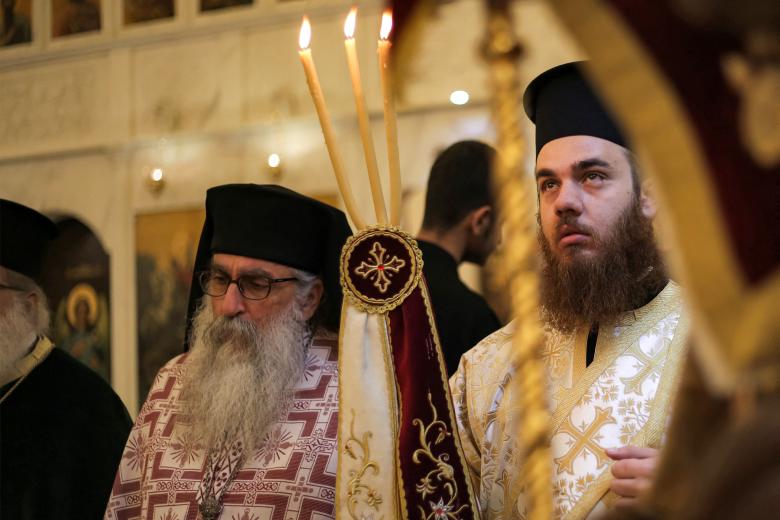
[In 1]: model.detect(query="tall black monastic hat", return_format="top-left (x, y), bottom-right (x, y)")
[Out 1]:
top-left (183, 184), bottom-right (352, 349)
top-left (523, 61), bottom-right (629, 155)
top-left (0, 199), bottom-right (59, 282)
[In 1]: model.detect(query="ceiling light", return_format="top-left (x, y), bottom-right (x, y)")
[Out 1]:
top-left (450, 90), bottom-right (469, 105)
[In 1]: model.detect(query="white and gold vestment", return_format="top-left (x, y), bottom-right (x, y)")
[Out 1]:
top-left (451, 282), bottom-right (689, 519)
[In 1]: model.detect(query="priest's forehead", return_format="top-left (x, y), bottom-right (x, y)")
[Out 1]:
top-left (537, 136), bottom-right (628, 169)
top-left (209, 253), bottom-right (297, 277)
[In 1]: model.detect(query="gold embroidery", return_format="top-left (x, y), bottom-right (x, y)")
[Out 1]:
top-left (458, 284), bottom-right (687, 519)
top-left (344, 410), bottom-right (383, 519)
top-left (551, 283), bottom-right (682, 435)
top-left (412, 392), bottom-right (470, 519)
top-left (620, 343), bottom-right (667, 396)
top-left (354, 241), bottom-right (407, 293)
top-left (418, 282), bottom-right (482, 518)
top-left (644, 312), bottom-right (690, 447)
top-left (554, 406), bottom-right (616, 474)
top-left (340, 226), bottom-right (423, 314)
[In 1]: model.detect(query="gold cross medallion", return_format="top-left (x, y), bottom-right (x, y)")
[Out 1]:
top-left (340, 226), bottom-right (423, 314)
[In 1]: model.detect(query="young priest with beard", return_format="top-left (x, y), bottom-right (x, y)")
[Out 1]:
top-left (105, 185), bottom-right (351, 520)
top-left (450, 63), bottom-right (690, 519)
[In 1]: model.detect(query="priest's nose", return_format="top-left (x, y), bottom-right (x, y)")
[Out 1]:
top-left (554, 181), bottom-right (584, 217)
top-left (218, 282), bottom-right (246, 317)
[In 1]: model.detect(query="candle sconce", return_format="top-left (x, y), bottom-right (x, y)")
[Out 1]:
top-left (266, 154), bottom-right (283, 182)
top-left (145, 168), bottom-right (166, 196)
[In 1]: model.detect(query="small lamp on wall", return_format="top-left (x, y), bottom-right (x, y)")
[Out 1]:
top-left (146, 168), bottom-right (166, 195)
top-left (266, 153), bottom-right (283, 182)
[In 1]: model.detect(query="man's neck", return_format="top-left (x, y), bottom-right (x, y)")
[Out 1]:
top-left (416, 228), bottom-right (464, 264)
top-left (0, 335), bottom-right (45, 388)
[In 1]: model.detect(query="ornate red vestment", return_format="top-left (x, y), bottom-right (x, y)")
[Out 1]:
top-left (105, 335), bottom-right (339, 520)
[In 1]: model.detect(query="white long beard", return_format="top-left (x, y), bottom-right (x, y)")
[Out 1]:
top-left (179, 301), bottom-right (309, 452)
top-left (0, 297), bottom-right (37, 379)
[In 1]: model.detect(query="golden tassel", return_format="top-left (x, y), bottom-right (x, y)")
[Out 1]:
top-left (482, 3), bottom-right (553, 519)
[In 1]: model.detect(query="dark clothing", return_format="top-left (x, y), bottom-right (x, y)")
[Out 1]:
top-left (0, 346), bottom-right (132, 520)
top-left (418, 240), bottom-right (501, 376)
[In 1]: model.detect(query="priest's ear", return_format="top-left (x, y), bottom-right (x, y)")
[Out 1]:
top-left (468, 205), bottom-right (494, 237)
top-left (24, 290), bottom-right (39, 312)
top-left (639, 179), bottom-right (658, 220)
top-left (627, 150), bottom-right (657, 220)
top-left (299, 278), bottom-right (324, 322)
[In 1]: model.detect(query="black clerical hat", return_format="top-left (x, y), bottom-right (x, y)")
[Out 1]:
top-left (523, 61), bottom-right (628, 155)
top-left (184, 184), bottom-right (352, 349)
top-left (0, 199), bottom-right (59, 282)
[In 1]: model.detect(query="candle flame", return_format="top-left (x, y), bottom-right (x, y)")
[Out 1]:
top-left (344, 7), bottom-right (357, 39)
top-left (299, 16), bottom-right (311, 50)
top-left (379, 10), bottom-right (392, 41)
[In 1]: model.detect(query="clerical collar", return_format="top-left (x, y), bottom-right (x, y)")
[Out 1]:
top-left (0, 336), bottom-right (54, 389)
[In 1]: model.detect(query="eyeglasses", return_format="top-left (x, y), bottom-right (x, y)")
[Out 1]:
top-left (0, 283), bottom-right (25, 292)
top-left (198, 271), bottom-right (299, 301)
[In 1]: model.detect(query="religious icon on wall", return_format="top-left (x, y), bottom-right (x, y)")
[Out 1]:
top-left (39, 217), bottom-right (112, 381)
top-left (136, 208), bottom-right (204, 403)
top-left (55, 282), bottom-right (110, 377)
top-left (1, 0), bottom-right (32, 47)
top-left (123, 0), bottom-right (175, 25)
top-left (199, 0), bottom-right (253, 13)
top-left (51, 0), bottom-right (101, 38)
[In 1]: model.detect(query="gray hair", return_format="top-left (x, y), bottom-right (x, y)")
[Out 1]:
top-left (290, 267), bottom-right (322, 329)
top-left (3, 269), bottom-right (51, 336)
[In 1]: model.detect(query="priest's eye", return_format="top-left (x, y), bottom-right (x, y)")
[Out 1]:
top-left (242, 277), bottom-right (271, 291)
top-left (584, 172), bottom-right (605, 183)
top-left (539, 180), bottom-right (558, 192)
top-left (238, 276), bottom-right (272, 299)
top-left (210, 274), bottom-right (230, 286)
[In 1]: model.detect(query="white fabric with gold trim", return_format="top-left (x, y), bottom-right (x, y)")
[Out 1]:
top-left (452, 282), bottom-right (689, 520)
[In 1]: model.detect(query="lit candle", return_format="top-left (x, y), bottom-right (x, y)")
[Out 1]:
top-left (344, 7), bottom-right (388, 225)
top-left (377, 9), bottom-right (401, 227)
top-left (298, 16), bottom-right (366, 230)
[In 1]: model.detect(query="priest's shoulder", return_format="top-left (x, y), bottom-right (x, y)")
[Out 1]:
top-left (145, 352), bottom-right (190, 393)
top-left (32, 346), bottom-right (129, 416)
top-left (458, 321), bottom-right (516, 373)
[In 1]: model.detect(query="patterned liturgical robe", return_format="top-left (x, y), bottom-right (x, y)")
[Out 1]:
top-left (105, 334), bottom-right (339, 520)
top-left (451, 282), bottom-right (689, 520)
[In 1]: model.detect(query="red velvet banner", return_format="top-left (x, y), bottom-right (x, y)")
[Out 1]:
top-left (388, 281), bottom-right (478, 519)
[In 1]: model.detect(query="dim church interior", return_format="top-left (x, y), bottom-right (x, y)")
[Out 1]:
top-left (0, 0), bottom-right (581, 415)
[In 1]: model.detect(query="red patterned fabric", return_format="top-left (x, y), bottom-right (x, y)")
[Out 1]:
top-left (105, 335), bottom-right (339, 520)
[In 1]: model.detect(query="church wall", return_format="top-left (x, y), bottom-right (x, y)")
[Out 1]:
top-left (0, 0), bottom-right (580, 414)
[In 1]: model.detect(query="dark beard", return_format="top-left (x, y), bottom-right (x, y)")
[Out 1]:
top-left (539, 199), bottom-right (668, 333)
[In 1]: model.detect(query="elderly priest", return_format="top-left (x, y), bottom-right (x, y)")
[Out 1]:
top-left (105, 184), bottom-right (351, 520)
top-left (0, 199), bottom-right (132, 520)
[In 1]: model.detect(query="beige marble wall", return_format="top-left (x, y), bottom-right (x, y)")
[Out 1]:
top-left (0, 0), bottom-right (580, 414)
